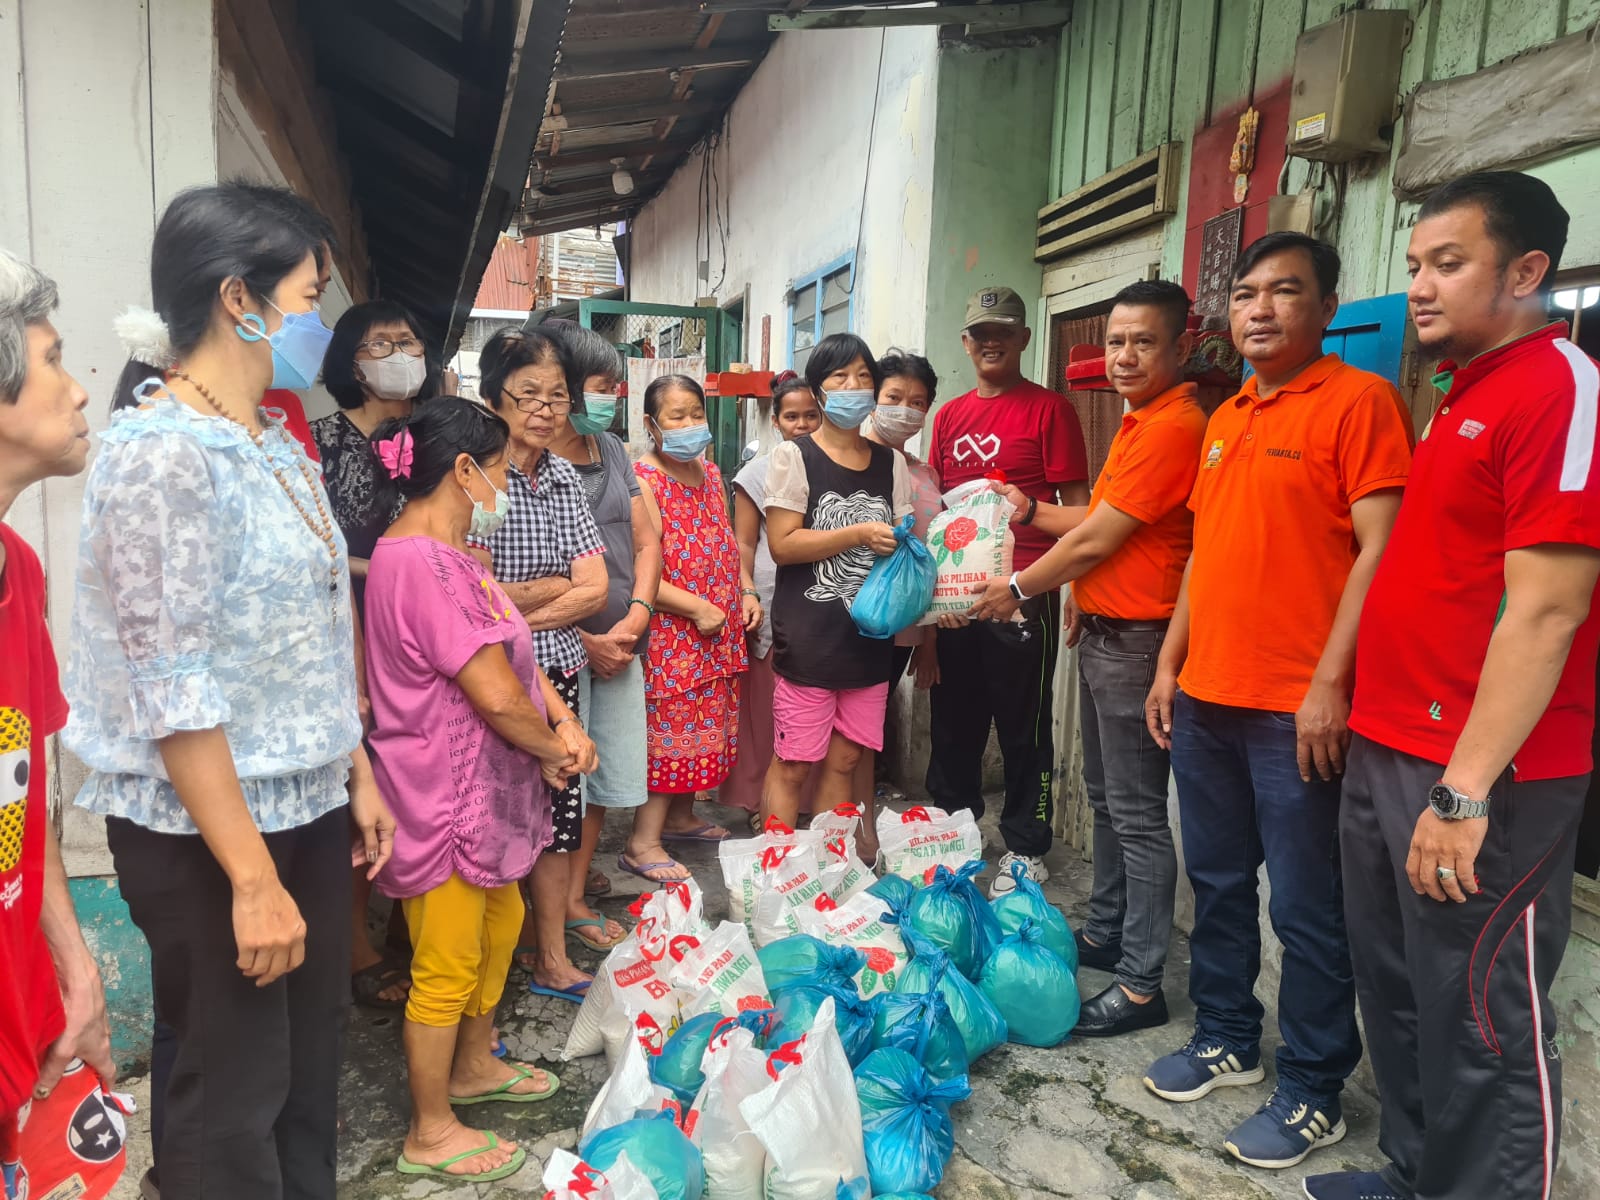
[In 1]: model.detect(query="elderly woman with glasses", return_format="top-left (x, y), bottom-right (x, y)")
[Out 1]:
top-left (474, 327), bottom-right (617, 1004)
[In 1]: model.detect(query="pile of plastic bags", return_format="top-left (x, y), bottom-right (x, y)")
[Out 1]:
top-left (552, 803), bottom-right (1082, 1198)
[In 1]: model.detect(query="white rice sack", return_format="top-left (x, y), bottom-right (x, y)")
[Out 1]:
top-left (545, 1148), bottom-right (661, 1200)
top-left (876, 804), bottom-right (984, 883)
top-left (794, 888), bottom-right (908, 997)
top-left (582, 1034), bottom-right (676, 1140)
top-left (718, 828), bottom-right (825, 934)
top-left (696, 1025), bottom-right (773, 1200)
top-left (918, 478), bottom-right (1020, 624)
top-left (668, 921), bottom-right (772, 1018)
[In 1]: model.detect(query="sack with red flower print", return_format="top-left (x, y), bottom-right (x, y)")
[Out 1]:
top-left (918, 478), bottom-right (1020, 624)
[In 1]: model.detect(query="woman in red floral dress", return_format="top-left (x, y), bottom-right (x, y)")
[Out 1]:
top-left (629, 375), bottom-right (761, 881)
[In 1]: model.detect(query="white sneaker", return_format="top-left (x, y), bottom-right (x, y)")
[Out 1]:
top-left (990, 851), bottom-right (1049, 897)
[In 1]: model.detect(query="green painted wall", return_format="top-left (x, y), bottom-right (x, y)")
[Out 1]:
top-left (72, 877), bottom-right (152, 1071)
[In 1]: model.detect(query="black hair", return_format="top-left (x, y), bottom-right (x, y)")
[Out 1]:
top-left (370, 396), bottom-right (509, 512)
top-left (1109, 279), bottom-right (1193, 338)
top-left (542, 320), bottom-right (625, 392)
top-left (642, 373), bottom-right (704, 420)
top-left (1232, 232), bottom-right (1341, 300)
top-left (1419, 171), bottom-right (1569, 289)
top-left (771, 373), bottom-right (817, 415)
top-left (804, 332), bottom-right (881, 395)
top-left (875, 348), bottom-right (938, 406)
top-left (479, 326), bottom-right (577, 412)
top-left (324, 299), bottom-right (443, 410)
top-left (114, 181), bottom-right (332, 410)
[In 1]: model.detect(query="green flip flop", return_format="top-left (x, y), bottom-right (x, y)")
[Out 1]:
top-left (565, 916), bottom-right (627, 953)
top-left (395, 1131), bottom-right (527, 1182)
top-left (449, 1063), bottom-right (561, 1106)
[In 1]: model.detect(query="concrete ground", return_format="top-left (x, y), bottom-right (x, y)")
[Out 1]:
top-left (107, 799), bottom-right (1385, 1199)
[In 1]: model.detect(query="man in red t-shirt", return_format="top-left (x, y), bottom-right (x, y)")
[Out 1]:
top-left (0, 251), bottom-right (118, 1199)
top-left (1313, 175), bottom-right (1596, 1200)
top-left (926, 286), bottom-right (1089, 893)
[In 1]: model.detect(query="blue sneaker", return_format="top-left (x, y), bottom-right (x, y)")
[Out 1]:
top-left (1143, 1030), bottom-right (1265, 1102)
top-left (1302, 1170), bottom-right (1405, 1199)
top-left (1225, 1086), bottom-right (1346, 1168)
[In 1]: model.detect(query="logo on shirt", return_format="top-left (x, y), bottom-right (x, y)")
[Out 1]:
top-left (1428, 701), bottom-right (1442, 722)
top-left (1264, 448), bottom-right (1302, 460)
top-left (806, 489), bottom-right (894, 608)
top-left (951, 433), bottom-right (1001, 464)
top-left (0, 707), bottom-right (31, 881)
top-left (1458, 419), bottom-right (1487, 440)
top-left (1203, 439), bottom-right (1225, 469)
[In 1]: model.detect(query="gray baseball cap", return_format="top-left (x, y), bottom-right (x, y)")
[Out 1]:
top-left (963, 286), bottom-right (1028, 329)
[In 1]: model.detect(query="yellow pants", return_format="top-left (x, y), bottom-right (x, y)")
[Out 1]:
top-left (400, 873), bottom-right (523, 1028)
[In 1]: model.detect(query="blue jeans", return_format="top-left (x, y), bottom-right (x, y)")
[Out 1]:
top-left (1170, 691), bottom-right (1361, 1100)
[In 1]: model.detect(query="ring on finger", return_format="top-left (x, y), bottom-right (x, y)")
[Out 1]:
top-left (1436, 866), bottom-right (1456, 880)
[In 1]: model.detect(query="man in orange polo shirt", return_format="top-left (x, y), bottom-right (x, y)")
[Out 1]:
top-left (970, 279), bottom-right (1205, 1038)
top-left (1140, 233), bottom-right (1414, 1171)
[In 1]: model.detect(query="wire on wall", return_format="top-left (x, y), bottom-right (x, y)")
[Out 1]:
top-left (845, 28), bottom-right (888, 297)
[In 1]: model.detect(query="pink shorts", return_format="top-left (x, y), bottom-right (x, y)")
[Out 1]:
top-left (771, 677), bottom-right (890, 763)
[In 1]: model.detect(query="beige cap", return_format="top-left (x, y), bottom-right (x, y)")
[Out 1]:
top-left (963, 286), bottom-right (1028, 329)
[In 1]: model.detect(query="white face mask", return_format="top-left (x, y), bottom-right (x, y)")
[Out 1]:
top-left (872, 403), bottom-right (927, 445)
top-left (360, 351), bottom-right (426, 402)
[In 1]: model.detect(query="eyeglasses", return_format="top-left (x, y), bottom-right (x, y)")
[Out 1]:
top-left (505, 391), bottom-right (573, 414)
top-left (358, 336), bottom-right (424, 357)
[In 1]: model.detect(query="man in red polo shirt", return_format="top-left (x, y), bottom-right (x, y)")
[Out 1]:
top-left (927, 286), bottom-right (1089, 895)
top-left (1308, 175), bottom-right (1596, 1200)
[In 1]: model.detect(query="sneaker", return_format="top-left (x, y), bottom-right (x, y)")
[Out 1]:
top-left (989, 851), bottom-right (1049, 897)
top-left (1143, 1030), bottom-right (1265, 1102)
top-left (1225, 1086), bottom-right (1346, 1169)
top-left (1302, 1171), bottom-right (1404, 1200)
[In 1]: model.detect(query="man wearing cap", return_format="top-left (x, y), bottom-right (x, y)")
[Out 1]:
top-left (926, 285), bottom-right (1089, 896)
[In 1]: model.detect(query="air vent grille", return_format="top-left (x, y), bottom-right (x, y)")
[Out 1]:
top-left (1036, 143), bottom-right (1182, 263)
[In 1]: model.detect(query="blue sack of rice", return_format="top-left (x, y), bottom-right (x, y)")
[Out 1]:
top-left (904, 861), bottom-right (1002, 980)
top-left (578, 1110), bottom-right (704, 1200)
top-left (899, 927), bottom-right (1007, 1062)
top-left (854, 1047), bottom-right (970, 1195)
top-left (989, 858), bottom-right (1077, 969)
top-left (757, 934), bottom-right (866, 994)
top-left (771, 982), bottom-right (877, 1067)
top-left (866, 871), bottom-right (916, 909)
top-left (869, 988), bottom-right (968, 1082)
top-left (979, 920), bottom-right (1080, 1047)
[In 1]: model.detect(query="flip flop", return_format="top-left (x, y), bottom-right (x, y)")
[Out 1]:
top-left (395, 1131), bottom-right (527, 1182)
top-left (616, 852), bottom-right (692, 885)
top-left (566, 916), bottom-right (627, 953)
top-left (660, 820), bottom-right (731, 843)
top-left (527, 978), bottom-right (591, 1004)
top-left (351, 958), bottom-right (410, 1010)
top-left (449, 1063), bottom-right (561, 1106)
top-left (584, 869), bottom-right (612, 897)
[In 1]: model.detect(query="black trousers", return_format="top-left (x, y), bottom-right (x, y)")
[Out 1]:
top-left (1341, 736), bottom-right (1584, 1200)
top-left (926, 591), bottom-right (1060, 857)
top-left (108, 806), bottom-right (352, 1200)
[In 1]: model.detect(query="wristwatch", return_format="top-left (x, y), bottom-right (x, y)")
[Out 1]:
top-left (1008, 572), bottom-right (1028, 602)
top-left (1428, 781), bottom-right (1490, 820)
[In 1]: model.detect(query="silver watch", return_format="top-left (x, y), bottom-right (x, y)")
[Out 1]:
top-left (1429, 781), bottom-right (1490, 820)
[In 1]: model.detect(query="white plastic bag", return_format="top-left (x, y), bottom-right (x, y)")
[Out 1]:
top-left (583, 1033), bottom-right (678, 1139)
top-left (818, 836), bottom-right (874, 907)
top-left (809, 802), bottom-right (863, 845)
top-left (719, 827), bottom-right (826, 934)
top-left (794, 889), bottom-right (908, 998)
top-left (919, 478), bottom-right (1019, 624)
top-left (750, 848), bottom-right (832, 947)
top-left (544, 1148), bottom-right (662, 1200)
top-left (877, 804), bottom-right (984, 883)
top-left (740, 997), bottom-right (869, 1200)
top-left (668, 921), bottom-right (772, 1017)
top-left (696, 1025), bottom-right (774, 1200)
top-left (567, 913), bottom-right (702, 1064)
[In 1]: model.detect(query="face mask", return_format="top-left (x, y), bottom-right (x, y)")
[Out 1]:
top-left (872, 404), bottom-right (927, 445)
top-left (360, 351), bottom-right (426, 402)
top-left (236, 300), bottom-right (335, 390)
top-left (823, 388), bottom-right (876, 430)
top-left (462, 460), bottom-right (510, 540)
top-left (570, 393), bottom-right (618, 437)
top-left (656, 420), bottom-right (713, 462)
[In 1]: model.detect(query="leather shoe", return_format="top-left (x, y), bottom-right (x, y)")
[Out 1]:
top-left (1075, 927), bottom-right (1122, 972)
top-left (1074, 983), bottom-right (1169, 1038)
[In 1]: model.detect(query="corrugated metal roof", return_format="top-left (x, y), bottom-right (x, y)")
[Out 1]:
top-left (473, 235), bottom-right (538, 312)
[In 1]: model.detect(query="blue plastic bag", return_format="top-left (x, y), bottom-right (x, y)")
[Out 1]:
top-left (649, 1007), bottom-right (779, 1102)
top-left (904, 862), bottom-right (1003, 980)
top-left (578, 1110), bottom-right (704, 1200)
top-left (870, 988), bottom-right (969, 1082)
top-left (771, 982), bottom-right (877, 1067)
top-left (757, 934), bottom-right (866, 994)
top-left (866, 872), bottom-right (916, 910)
top-left (899, 927), bottom-right (1008, 1063)
top-left (979, 919), bottom-right (1080, 1047)
top-left (990, 859), bottom-right (1077, 970)
top-left (855, 1048), bottom-right (970, 1195)
top-left (852, 514), bottom-right (937, 639)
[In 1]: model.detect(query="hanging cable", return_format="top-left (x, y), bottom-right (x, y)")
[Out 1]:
top-left (845, 28), bottom-right (888, 296)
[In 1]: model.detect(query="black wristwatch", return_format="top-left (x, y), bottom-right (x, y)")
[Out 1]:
top-left (1428, 781), bottom-right (1490, 820)
top-left (1018, 495), bottom-right (1038, 526)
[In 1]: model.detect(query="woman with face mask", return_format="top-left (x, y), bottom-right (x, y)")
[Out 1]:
top-left (68, 182), bottom-right (395, 1200)
top-left (632, 374), bottom-right (760, 877)
top-left (362, 397), bottom-right (591, 1184)
top-left (761, 334), bottom-right (915, 853)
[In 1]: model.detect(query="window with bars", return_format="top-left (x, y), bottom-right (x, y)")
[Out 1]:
top-left (790, 256), bottom-right (854, 372)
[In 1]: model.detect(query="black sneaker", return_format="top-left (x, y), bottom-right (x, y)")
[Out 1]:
top-left (1302, 1170), bottom-right (1404, 1199)
top-left (1074, 984), bottom-right (1169, 1038)
top-left (1074, 927), bottom-right (1122, 972)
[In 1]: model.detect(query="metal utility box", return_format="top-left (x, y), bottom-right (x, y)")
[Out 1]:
top-left (1288, 10), bottom-right (1412, 162)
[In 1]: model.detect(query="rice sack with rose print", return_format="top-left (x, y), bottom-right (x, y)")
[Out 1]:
top-left (917, 477), bottom-right (1022, 625)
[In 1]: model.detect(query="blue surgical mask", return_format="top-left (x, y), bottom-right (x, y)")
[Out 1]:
top-left (570, 393), bottom-right (617, 437)
top-left (823, 388), bottom-right (876, 430)
top-left (236, 300), bottom-right (335, 390)
top-left (462, 460), bottom-right (510, 539)
top-left (657, 420), bottom-right (713, 462)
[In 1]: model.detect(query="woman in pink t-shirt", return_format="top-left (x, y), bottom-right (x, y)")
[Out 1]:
top-left (363, 397), bottom-right (597, 1185)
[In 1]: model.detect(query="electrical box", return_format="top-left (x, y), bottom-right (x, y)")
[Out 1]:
top-left (1268, 191), bottom-right (1317, 235)
top-left (1288, 10), bottom-right (1413, 162)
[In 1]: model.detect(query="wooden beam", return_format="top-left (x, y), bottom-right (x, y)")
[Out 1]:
top-left (536, 137), bottom-right (697, 169)
top-left (651, 12), bottom-right (725, 145)
top-left (771, 1), bottom-right (1069, 31)
top-left (553, 43), bottom-right (767, 81)
top-left (548, 98), bottom-right (721, 132)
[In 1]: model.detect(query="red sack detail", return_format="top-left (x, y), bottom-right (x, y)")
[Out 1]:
top-left (901, 806), bottom-right (933, 823)
top-left (765, 1037), bottom-right (806, 1080)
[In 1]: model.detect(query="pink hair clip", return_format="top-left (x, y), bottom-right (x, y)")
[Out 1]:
top-left (376, 428), bottom-right (414, 479)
